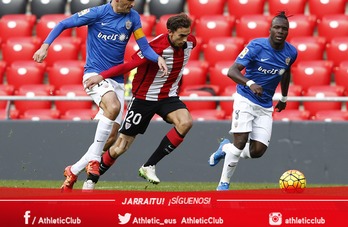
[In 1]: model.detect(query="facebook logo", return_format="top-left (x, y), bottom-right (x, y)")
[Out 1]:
top-left (24, 211), bottom-right (31, 224)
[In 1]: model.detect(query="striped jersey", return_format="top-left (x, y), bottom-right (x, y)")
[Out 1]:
top-left (131, 34), bottom-right (196, 101)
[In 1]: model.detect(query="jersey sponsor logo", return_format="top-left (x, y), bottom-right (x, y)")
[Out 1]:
top-left (238, 47), bottom-right (249, 58)
top-left (97, 32), bottom-right (129, 42)
top-left (125, 20), bottom-right (132, 30)
top-left (258, 66), bottom-right (283, 75)
top-left (77, 8), bottom-right (90, 17)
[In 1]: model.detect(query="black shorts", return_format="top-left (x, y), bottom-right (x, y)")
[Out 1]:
top-left (120, 97), bottom-right (187, 136)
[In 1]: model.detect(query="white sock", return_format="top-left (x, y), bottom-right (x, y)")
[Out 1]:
top-left (240, 143), bottom-right (251, 159)
top-left (71, 115), bottom-right (113, 175)
top-left (219, 144), bottom-right (243, 183)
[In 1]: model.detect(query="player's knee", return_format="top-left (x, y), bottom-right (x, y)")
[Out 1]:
top-left (250, 147), bottom-right (267, 158)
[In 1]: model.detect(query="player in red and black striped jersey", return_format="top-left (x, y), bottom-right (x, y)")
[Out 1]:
top-left (83, 13), bottom-right (196, 188)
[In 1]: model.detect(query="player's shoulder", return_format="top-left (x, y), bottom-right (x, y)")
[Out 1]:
top-left (284, 41), bottom-right (298, 54)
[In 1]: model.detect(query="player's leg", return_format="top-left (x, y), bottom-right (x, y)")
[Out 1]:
top-left (61, 75), bottom-right (120, 191)
top-left (139, 100), bottom-right (193, 184)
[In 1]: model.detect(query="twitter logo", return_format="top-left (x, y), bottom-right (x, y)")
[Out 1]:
top-left (118, 213), bottom-right (131, 225)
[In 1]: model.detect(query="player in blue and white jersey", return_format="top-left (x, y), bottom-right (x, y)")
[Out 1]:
top-left (33, 0), bottom-right (168, 191)
top-left (208, 11), bottom-right (298, 191)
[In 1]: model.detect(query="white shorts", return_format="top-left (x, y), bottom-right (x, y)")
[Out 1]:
top-left (83, 73), bottom-right (125, 125)
top-left (229, 93), bottom-right (273, 146)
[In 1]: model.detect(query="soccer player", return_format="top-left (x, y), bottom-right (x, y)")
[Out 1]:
top-left (83, 13), bottom-right (195, 189)
top-left (208, 11), bottom-right (298, 190)
top-left (33, 0), bottom-right (167, 191)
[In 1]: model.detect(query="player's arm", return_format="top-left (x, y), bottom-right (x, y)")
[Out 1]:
top-left (84, 57), bottom-right (145, 90)
top-left (227, 62), bottom-right (263, 96)
top-left (33, 17), bottom-right (78, 63)
top-left (275, 69), bottom-right (291, 112)
top-left (133, 28), bottom-right (168, 75)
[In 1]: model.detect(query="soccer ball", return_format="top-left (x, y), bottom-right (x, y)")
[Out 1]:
top-left (279, 170), bottom-right (306, 193)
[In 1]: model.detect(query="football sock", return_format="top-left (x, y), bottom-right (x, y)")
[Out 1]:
top-left (219, 143), bottom-right (243, 183)
top-left (240, 143), bottom-right (251, 159)
top-left (144, 127), bottom-right (184, 166)
top-left (99, 150), bottom-right (116, 175)
top-left (71, 115), bottom-right (113, 174)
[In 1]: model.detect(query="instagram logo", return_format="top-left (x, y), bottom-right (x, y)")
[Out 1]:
top-left (269, 212), bottom-right (282, 225)
top-left (24, 211), bottom-right (31, 224)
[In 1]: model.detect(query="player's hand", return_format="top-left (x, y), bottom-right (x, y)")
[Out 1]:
top-left (84, 75), bottom-right (104, 90)
top-left (32, 44), bottom-right (49, 63)
top-left (249, 83), bottom-right (263, 96)
top-left (157, 56), bottom-right (168, 77)
top-left (275, 101), bottom-right (287, 112)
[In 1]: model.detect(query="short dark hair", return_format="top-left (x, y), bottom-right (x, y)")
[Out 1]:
top-left (166, 13), bottom-right (192, 32)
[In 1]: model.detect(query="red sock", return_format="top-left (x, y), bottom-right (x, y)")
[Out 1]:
top-left (102, 150), bottom-right (116, 166)
top-left (167, 127), bottom-right (184, 147)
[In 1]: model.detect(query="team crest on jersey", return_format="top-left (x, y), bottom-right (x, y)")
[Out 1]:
top-left (238, 47), bottom-right (249, 59)
top-left (78, 8), bottom-right (90, 17)
top-left (285, 57), bottom-right (291, 65)
top-left (125, 20), bottom-right (132, 30)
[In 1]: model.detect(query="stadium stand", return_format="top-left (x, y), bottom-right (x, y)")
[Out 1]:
top-left (30, 0), bottom-right (67, 19)
top-left (179, 90), bottom-right (217, 111)
top-left (227, 0), bottom-right (265, 20)
top-left (60, 109), bottom-right (98, 121)
top-left (208, 61), bottom-right (236, 95)
top-left (268, 0), bottom-right (307, 16)
top-left (235, 15), bottom-right (271, 43)
top-left (20, 109), bottom-right (60, 120)
top-left (313, 110), bottom-right (348, 121)
top-left (326, 37), bottom-right (348, 68)
top-left (308, 0), bottom-right (346, 20)
top-left (273, 110), bottom-right (311, 121)
top-left (187, 0), bottom-right (226, 20)
top-left (317, 14), bottom-right (348, 43)
top-left (287, 14), bottom-right (317, 41)
top-left (334, 61), bottom-right (348, 94)
top-left (35, 14), bottom-right (72, 41)
top-left (289, 36), bottom-right (326, 66)
top-left (70, 0), bottom-right (106, 14)
top-left (148, 0), bottom-right (185, 19)
top-left (0, 0), bottom-right (27, 18)
top-left (0, 14), bottom-right (36, 44)
top-left (180, 60), bottom-right (209, 92)
top-left (48, 60), bottom-right (84, 91)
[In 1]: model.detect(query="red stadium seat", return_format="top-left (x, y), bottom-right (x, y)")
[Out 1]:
top-left (190, 37), bottom-right (203, 61)
top-left (235, 15), bottom-right (271, 43)
top-left (0, 14), bottom-right (36, 44)
top-left (317, 14), bottom-right (348, 43)
top-left (187, 0), bottom-right (226, 20)
top-left (48, 60), bottom-right (84, 91)
top-left (274, 85), bottom-right (303, 109)
top-left (55, 84), bottom-right (93, 115)
top-left (268, 0), bottom-right (307, 16)
top-left (43, 37), bottom-right (81, 68)
top-left (75, 25), bottom-right (87, 42)
top-left (35, 14), bottom-right (72, 41)
top-left (0, 61), bottom-right (6, 84)
top-left (0, 84), bottom-right (15, 95)
top-left (287, 14), bottom-right (317, 41)
top-left (314, 110), bottom-right (348, 121)
top-left (303, 85), bottom-right (345, 117)
top-left (273, 110), bottom-right (310, 121)
top-left (195, 15), bottom-right (235, 45)
top-left (148, 0), bottom-right (185, 19)
top-left (219, 85), bottom-right (237, 118)
top-left (183, 84), bottom-right (220, 97)
top-left (60, 109), bottom-right (98, 121)
top-left (209, 61), bottom-right (235, 95)
top-left (14, 84), bottom-right (55, 115)
top-left (203, 37), bottom-right (245, 68)
top-left (291, 60), bottom-right (334, 93)
top-left (140, 14), bottom-right (156, 36)
top-left (1, 37), bottom-right (42, 65)
top-left (289, 36), bottom-right (326, 66)
top-left (124, 37), bottom-right (140, 63)
top-left (6, 61), bottom-right (47, 91)
top-left (180, 90), bottom-right (217, 111)
top-left (326, 37), bottom-right (348, 68)
top-left (0, 109), bottom-right (19, 120)
top-left (308, 0), bottom-right (346, 20)
top-left (20, 109), bottom-right (60, 121)
top-left (190, 109), bottom-right (226, 121)
top-left (227, 0), bottom-right (266, 20)
top-left (334, 61), bottom-right (348, 94)
top-left (0, 90), bottom-right (9, 109)
top-left (180, 60), bottom-right (209, 91)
